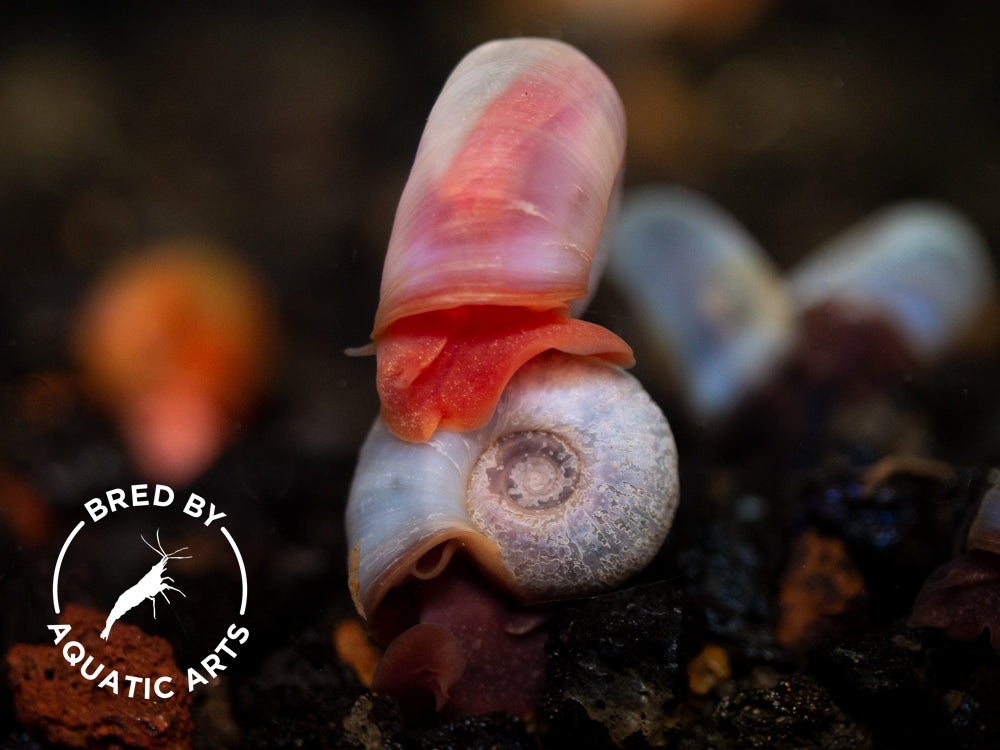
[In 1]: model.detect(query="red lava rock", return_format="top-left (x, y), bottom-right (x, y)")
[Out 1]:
top-left (6, 603), bottom-right (192, 749)
top-left (776, 530), bottom-right (868, 652)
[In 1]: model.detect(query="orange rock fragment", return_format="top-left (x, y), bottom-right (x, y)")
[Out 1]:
top-left (686, 643), bottom-right (732, 696)
top-left (775, 530), bottom-right (868, 651)
top-left (6, 603), bottom-right (192, 749)
top-left (334, 618), bottom-right (381, 687)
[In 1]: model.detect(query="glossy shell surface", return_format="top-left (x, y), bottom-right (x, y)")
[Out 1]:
top-left (368, 38), bottom-right (634, 441)
top-left (373, 37), bottom-right (627, 335)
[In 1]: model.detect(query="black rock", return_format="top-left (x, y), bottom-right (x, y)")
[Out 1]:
top-left (541, 583), bottom-right (685, 749)
top-left (712, 674), bottom-right (873, 750)
top-left (236, 628), bottom-right (367, 749)
top-left (809, 628), bottom-right (950, 746)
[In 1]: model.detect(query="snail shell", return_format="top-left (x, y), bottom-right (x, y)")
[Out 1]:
top-left (368, 38), bottom-right (634, 442)
top-left (346, 350), bottom-right (678, 638)
top-left (789, 202), bottom-right (995, 360)
top-left (968, 481), bottom-right (1000, 555)
top-left (608, 186), bottom-right (794, 422)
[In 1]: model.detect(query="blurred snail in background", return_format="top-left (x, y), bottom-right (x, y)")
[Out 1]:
top-left (789, 202), bottom-right (997, 380)
top-left (607, 186), bottom-right (795, 424)
top-left (73, 243), bottom-right (276, 484)
top-left (608, 192), bottom-right (997, 440)
top-left (911, 478), bottom-right (1000, 650)
top-left (346, 38), bottom-right (679, 716)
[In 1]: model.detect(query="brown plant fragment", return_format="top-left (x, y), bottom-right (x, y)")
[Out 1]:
top-left (776, 530), bottom-right (868, 651)
top-left (860, 454), bottom-right (954, 495)
top-left (6, 603), bottom-right (192, 749)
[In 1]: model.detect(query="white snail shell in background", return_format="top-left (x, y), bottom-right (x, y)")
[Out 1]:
top-left (347, 350), bottom-right (678, 637)
top-left (789, 202), bottom-right (996, 360)
top-left (365, 37), bottom-right (634, 443)
top-left (968, 481), bottom-right (1000, 555)
top-left (608, 185), bottom-right (795, 423)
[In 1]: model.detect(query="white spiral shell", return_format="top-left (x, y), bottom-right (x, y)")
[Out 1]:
top-left (346, 351), bottom-right (678, 630)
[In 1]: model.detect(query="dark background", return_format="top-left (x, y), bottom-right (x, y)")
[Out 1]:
top-left (2, 2), bottom-right (999, 747)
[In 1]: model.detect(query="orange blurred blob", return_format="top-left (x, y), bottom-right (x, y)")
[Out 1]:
top-left (498, 0), bottom-right (779, 43)
top-left (73, 243), bottom-right (276, 483)
top-left (0, 464), bottom-right (53, 549)
top-left (334, 618), bottom-right (381, 687)
top-left (775, 530), bottom-right (868, 652)
top-left (686, 643), bottom-right (731, 696)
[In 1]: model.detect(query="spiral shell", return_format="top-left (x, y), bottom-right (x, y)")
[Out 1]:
top-left (346, 351), bottom-right (678, 636)
top-left (368, 38), bottom-right (634, 442)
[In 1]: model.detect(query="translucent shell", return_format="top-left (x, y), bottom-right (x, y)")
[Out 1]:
top-left (370, 38), bottom-right (633, 441)
top-left (968, 482), bottom-right (1000, 555)
top-left (346, 351), bottom-right (678, 634)
top-left (608, 186), bottom-right (795, 422)
top-left (789, 202), bottom-right (995, 360)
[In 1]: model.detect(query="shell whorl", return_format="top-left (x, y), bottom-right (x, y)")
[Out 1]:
top-left (346, 351), bottom-right (678, 630)
top-left (373, 37), bottom-right (627, 335)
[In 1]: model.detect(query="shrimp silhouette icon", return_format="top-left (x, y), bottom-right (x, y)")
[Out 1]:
top-left (100, 529), bottom-right (192, 640)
